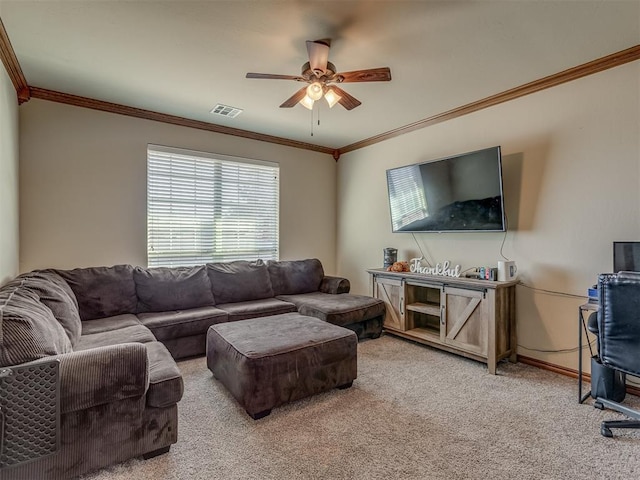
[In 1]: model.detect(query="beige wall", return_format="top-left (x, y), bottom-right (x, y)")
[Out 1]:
top-left (337, 62), bottom-right (640, 372)
top-left (16, 60), bottom-right (640, 374)
top-left (0, 65), bottom-right (19, 285)
top-left (19, 100), bottom-right (337, 273)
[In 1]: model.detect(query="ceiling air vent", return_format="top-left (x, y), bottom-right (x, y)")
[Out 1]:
top-left (210, 104), bottom-right (243, 118)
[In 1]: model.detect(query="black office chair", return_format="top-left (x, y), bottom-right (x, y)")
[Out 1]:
top-left (588, 272), bottom-right (640, 437)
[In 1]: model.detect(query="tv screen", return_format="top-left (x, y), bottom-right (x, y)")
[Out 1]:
top-left (386, 146), bottom-right (506, 233)
top-left (613, 242), bottom-right (640, 272)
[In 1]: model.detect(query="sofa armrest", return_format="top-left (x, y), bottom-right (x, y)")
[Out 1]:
top-left (53, 343), bottom-right (150, 413)
top-left (319, 276), bottom-right (351, 294)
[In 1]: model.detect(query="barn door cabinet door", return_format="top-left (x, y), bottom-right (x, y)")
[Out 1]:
top-left (373, 276), bottom-right (405, 331)
top-left (441, 286), bottom-right (489, 357)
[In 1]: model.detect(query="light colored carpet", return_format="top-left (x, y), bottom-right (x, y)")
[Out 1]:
top-left (82, 335), bottom-right (640, 480)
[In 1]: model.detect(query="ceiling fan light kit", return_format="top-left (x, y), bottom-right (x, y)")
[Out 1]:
top-left (306, 82), bottom-right (323, 101)
top-left (246, 39), bottom-right (391, 111)
top-left (299, 94), bottom-right (315, 110)
top-left (300, 83), bottom-right (342, 110)
top-left (323, 88), bottom-right (341, 108)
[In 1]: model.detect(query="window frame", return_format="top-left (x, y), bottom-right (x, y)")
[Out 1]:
top-left (146, 144), bottom-right (280, 267)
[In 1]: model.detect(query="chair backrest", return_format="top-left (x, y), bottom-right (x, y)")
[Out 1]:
top-left (598, 272), bottom-right (640, 377)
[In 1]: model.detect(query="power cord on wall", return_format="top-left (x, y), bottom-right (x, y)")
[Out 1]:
top-left (515, 281), bottom-right (589, 354)
top-left (517, 283), bottom-right (640, 388)
top-left (517, 281), bottom-right (588, 300)
top-left (410, 212), bottom-right (510, 266)
top-left (411, 233), bottom-right (433, 267)
top-left (497, 216), bottom-right (600, 353)
top-left (499, 211), bottom-right (510, 261)
top-left (517, 339), bottom-right (596, 354)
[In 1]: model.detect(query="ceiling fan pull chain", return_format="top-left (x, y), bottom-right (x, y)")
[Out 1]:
top-left (310, 107), bottom-right (314, 136)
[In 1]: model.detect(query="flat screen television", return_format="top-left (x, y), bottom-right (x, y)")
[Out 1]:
top-left (613, 242), bottom-right (640, 272)
top-left (386, 146), bottom-right (506, 233)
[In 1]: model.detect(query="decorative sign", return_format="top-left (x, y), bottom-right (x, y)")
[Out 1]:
top-left (409, 257), bottom-right (461, 278)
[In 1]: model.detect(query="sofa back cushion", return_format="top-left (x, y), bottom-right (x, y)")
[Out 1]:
top-left (267, 258), bottom-right (325, 295)
top-left (0, 282), bottom-right (72, 367)
top-left (38, 269), bottom-right (80, 310)
top-left (134, 265), bottom-right (215, 312)
top-left (206, 260), bottom-right (274, 304)
top-left (56, 265), bottom-right (138, 320)
top-left (18, 271), bottom-right (82, 347)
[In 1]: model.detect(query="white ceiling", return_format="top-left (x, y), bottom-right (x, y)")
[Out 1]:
top-left (1, 1), bottom-right (638, 150)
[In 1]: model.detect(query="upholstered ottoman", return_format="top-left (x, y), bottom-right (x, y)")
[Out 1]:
top-left (206, 312), bottom-right (357, 419)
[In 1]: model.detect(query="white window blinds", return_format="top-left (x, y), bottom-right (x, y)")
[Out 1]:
top-left (147, 145), bottom-right (279, 267)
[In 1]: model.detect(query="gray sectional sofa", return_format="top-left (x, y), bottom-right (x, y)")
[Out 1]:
top-left (0, 258), bottom-right (384, 480)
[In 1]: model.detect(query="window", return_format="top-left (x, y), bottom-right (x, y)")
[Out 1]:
top-left (147, 145), bottom-right (279, 267)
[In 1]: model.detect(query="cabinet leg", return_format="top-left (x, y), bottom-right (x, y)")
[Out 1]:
top-left (488, 359), bottom-right (497, 375)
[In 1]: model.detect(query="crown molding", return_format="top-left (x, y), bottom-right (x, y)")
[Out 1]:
top-left (0, 12), bottom-right (637, 159)
top-left (28, 87), bottom-right (335, 156)
top-left (0, 17), bottom-right (29, 104)
top-left (336, 44), bottom-right (640, 155)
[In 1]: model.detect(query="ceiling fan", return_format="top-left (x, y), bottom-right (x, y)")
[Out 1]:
top-left (246, 39), bottom-right (391, 111)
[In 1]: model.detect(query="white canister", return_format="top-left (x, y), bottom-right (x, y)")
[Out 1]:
top-left (498, 261), bottom-right (517, 282)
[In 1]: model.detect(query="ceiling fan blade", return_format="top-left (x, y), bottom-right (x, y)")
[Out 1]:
top-left (336, 67), bottom-right (392, 83)
top-left (246, 73), bottom-right (305, 81)
top-left (279, 87), bottom-right (308, 108)
top-left (331, 86), bottom-right (362, 110)
top-left (306, 40), bottom-right (330, 73)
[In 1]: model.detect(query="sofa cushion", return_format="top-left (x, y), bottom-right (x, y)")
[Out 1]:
top-left (275, 292), bottom-right (386, 327)
top-left (267, 258), bottom-right (324, 296)
top-left (75, 324), bottom-right (156, 351)
top-left (145, 341), bottom-right (184, 408)
top-left (137, 306), bottom-right (228, 341)
top-left (159, 334), bottom-right (208, 360)
top-left (215, 298), bottom-right (297, 322)
top-left (207, 260), bottom-right (274, 304)
top-left (17, 271), bottom-right (83, 347)
top-left (81, 314), bottom-right (142, 335)
top-left (39, 269), bottom-right (80, 309)
top-left (134, 265), bottom-right (215, 312)
top-left (0, 283), bottom-right (72, 367)
top-left (56, 265), bottom-right (138, 320)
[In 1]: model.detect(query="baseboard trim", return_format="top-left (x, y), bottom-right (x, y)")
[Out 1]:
top-left (518, 355), bottom-right (640, 397)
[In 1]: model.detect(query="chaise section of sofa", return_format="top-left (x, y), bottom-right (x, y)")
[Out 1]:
top-left (267, 258), bottom-right (385, 339)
